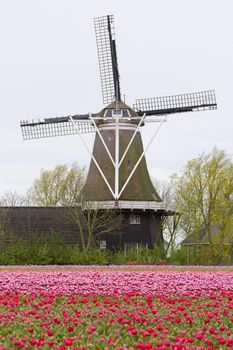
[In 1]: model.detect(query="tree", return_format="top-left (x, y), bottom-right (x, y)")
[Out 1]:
top-left (26, 163), bottom-right (123, 251)
top-left (0, 191), bottom-right (29, 246)
top-left (210, 162), bottom-right (233, 263)
top-left (0, 191), bottom-right (26, 239)
top-left (0, 190), bottom-right (27, 206)
top-left (173, 148), bottom-right (233, 262)
top-left (69, 201), bottom-right (123, 252)
top-left (27, 163), bottom-right (86, 206)
top-left (153, 179), bottom-right (182, 256)
top-left (160, 183), bottom-right (182, 256)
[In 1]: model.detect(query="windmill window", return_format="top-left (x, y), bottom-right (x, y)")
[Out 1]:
top-left (99, 240), bottom-right (107, 249)
top-left (129, 215), bottom-right (141, 225)
top-left (113, 109), bottom-right (122, 116)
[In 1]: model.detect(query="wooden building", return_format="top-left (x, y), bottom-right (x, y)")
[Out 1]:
top-left (0, 206), bottom-right (164, 250)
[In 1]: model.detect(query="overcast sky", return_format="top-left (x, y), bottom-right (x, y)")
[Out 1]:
top-left (0, 0), bottom-right (232, 195)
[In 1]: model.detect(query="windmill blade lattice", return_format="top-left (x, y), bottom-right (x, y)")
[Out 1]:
top-left (94, 15), bottom-right (121, 104)
top-left (20, 116), bottom-right (95, 140)
top-left (134, 90), bottom-right (217, 116)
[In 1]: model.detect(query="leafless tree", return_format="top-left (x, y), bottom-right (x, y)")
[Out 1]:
top-left (69, 201), bottom-right (123, 252)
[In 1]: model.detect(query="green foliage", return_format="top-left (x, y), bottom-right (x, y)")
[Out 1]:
top-left (168, 246), bottom-right (205, 265)
top-left (167, 245), bottom-right (210, 265)
top-left (69, 247), bottom-right (111, 265)
top-left (1, 236), bottom-right (231, 265)
top-left (174, 148), bottom-right (233, 239)
top-left (0, 232), bottom-right (69, 265)
top-left (0, 234), bottom-right (166, 265)
top-left (0, 232), bottom-right (111, 265)
top-left (112, 245), bottom-right (165, 265)
top-left (173, 148), bottom-right (233, 263)
top-left (167, 244), bottom-right (233, 266)
top-left (27, 163), bottom-right (86, 206)
top-left (166, 247), bottom-right (188, 265)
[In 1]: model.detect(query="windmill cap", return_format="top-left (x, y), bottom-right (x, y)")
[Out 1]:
top-left (99, 100), bottom-right (138, 117)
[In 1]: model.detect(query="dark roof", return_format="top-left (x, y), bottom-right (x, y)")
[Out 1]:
top-left (180, 226), bottom-right (233, 245)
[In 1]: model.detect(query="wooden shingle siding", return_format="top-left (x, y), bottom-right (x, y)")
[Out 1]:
top-left (0, 207), bottom-right (163, 249)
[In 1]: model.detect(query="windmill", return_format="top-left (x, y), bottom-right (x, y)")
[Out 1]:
top-left (20, 15), bottom-right (217, 249)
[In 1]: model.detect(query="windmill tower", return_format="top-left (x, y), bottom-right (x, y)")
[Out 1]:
top-left (20, 15), bottom-right (217, 250)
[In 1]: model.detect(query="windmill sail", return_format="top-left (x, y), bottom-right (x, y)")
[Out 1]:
top-left (134, 90), bottom-right (217, 116)
top-left (94, 15), bottom-right (121, 104)
top-left (20, 114), bottom-right (95, 140)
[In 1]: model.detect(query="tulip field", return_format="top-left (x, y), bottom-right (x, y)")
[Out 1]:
top-left (0, 266), bottom-right (233, 349)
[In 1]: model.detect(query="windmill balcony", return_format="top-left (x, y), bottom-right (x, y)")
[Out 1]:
top-left (81, 200), bottom-right (175, 212)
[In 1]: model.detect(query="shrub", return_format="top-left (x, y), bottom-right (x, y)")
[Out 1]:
top-left (69, 246), bottom-right (111, 265)
top-left (112, 245), bottom-right (166, 265)
top-left (0, 232), bottom-right (112, 265)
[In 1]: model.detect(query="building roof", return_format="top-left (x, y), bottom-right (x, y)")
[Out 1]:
top-left (180, 226), bottom-right (233, 245)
